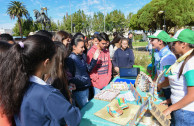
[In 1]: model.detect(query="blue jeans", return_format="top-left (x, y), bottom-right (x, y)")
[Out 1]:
top-left (73, 88), bottom-right (89, 108)
top-left (93, 87), bottom-right (101, 95)
top-left (171, 109), bottom-right (194, 126)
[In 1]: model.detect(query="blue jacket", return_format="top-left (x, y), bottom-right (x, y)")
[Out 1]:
top-left (15, 82), bottom-right (81, 126)
top-left (112, 48), bottom-right (134, 68)
top-left (67, 52), bottom-right (97, 91)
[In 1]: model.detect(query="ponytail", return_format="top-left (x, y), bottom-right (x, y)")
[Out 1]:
top-left (178, 44), bottom-right (194, 78)
top-left (0, 35), bottom-right (55, 116)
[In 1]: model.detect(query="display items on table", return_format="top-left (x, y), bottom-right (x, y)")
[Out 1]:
top-left (117, 98), bottom-right (129, 110)
top-left (129, 95), bottom-right (171, 126)
top-left (94, 99), bottom-right (140, 126)
top-left (94, 89), bottom-right (120, 102)
top-left (110, 82), bottom-right (129, 91)
top-left (129, 82), bottom-right (141, 105)
top-left (117, 91), bottom-right (135, 101)
top-left (107, 103), bottom-right (123, 117)
top-left (135, 71), bottom-right (154, 92)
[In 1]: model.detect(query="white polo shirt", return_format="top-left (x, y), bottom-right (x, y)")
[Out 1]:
top-left (168, 56), bottom-right (194, 111)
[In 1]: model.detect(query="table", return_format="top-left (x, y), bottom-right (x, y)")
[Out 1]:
top-left (80, 77), bottom-right (164, 126)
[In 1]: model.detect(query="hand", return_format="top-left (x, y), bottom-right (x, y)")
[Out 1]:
top-left (69, 83), bottom-right (76, 91)
top-left (93, 49), bottom-right (100, 60)
top-left (160, 99), bottom-right (171, 105)
top-left (157, 84), bottom-right (162, 91)
top-left (163, 108), bottom-right (172, 116)
top-left (114, 67), bottom-right (119, 73)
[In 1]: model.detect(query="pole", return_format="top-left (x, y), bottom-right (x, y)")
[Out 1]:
top-left (163, 11), bottom-right (166, 31)
top-left (69, 0), bottom-right (72, 33)
top-left (103, 0), bottom-right (105, 32)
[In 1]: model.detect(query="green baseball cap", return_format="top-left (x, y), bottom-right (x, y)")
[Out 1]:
top-left (167, 29), bottom-right (194, 44)
top-left (148, 30), bottom-right (170, 42)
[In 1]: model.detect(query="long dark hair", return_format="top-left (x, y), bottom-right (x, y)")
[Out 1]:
top-left (53, 31), bottom-right (70, 42)
top-left (49, 42), bottom-right (72, 103)
top-left (111, 33), bottom-right (123, 45)
top-left (0, 41), bottom-right (12, 58)
top-left (0, 35), bottom-right (55, 117)
top-left (178, 43), bottom-right (194, 78)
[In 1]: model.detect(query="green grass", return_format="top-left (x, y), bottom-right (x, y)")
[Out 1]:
top-left (133, 50), bottom-right (151, 73)
top-left (133, 42), bottom-right (148, 47)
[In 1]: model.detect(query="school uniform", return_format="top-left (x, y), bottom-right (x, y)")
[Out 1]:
top-left (156, 46), bottom-right (176, 99)
top-left (168, 56), bottom-right (194, 125)
top-left (14, 76), bottom-right (81, 126)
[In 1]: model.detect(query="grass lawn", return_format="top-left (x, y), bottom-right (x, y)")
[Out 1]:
top-left (133, 42), bottom-right (148, 47)
top-left (133, 50), bottom-right (151, 73)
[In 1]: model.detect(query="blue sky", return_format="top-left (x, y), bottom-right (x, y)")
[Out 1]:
top-left (0, 0), bottom-right (152, 29)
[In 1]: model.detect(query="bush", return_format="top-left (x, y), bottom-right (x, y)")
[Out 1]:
top-left (134, 34), bottom-right (143, 41)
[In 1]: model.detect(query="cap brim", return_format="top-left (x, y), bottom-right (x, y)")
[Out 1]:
top-left (166, 37), bottom-right (179, 42)
top-left (148, 35), bottom-right (158, 38)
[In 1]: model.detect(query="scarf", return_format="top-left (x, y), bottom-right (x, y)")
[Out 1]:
top-left (166, 49), bottom-right (194, 74)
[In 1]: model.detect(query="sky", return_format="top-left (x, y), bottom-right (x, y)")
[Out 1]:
top-left (0, 0), bottom-right (152, 29)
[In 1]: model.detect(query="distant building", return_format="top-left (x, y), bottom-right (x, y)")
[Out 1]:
top-left (0, 28), bottom-right (13, 35)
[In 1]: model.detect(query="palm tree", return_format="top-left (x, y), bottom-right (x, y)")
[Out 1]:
top-left (7, 1), bottom-right (29, 38)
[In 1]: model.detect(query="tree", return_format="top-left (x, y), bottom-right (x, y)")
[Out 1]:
top-left (106, 10), bottom-right (126, 32)
top-left (92, 12), bottom-right (104, 32)
top-left (7, 1), bottom-right (29, 38)
top-left (129, 0), bottom-right (194, 33)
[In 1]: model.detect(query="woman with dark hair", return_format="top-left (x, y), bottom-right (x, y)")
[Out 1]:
top-left (45, 42), bottom-right (75, 104)
top-left (109, 33), bottom-right (123, 59)
top-left (0, 35), bottom-right (81, 125)
top-left (162, 29), bottom-right (194, 126)
top-left (0, 41), bottom-right (13, 126)
top-left (67, 38), bottom-right (100, 108)
top-left (53, 31), bottom-right (71, 47)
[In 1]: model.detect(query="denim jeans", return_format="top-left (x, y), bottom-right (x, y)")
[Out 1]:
top-left (171, 109), bottom-right (194, 126)
top-left (93, 87), bottom-right (101, 95)
top-left (73, 88), bottom-right (89, 108)
top-left (162, 88), bottom-right (171, 100)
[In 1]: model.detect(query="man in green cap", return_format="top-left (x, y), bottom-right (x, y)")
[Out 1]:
top-left (148, 30), bottom-right (176, 100)
top-left (162, 29), bottom-right (194, 125)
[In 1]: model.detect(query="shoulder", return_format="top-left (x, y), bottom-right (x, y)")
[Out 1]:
top-left (161, 53), bottom-right (176, 65)
top-left (184, 56), bottom-right (194, 72)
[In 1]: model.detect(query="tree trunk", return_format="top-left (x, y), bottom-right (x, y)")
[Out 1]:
top-left (18, 17), bottom-right (23, 39)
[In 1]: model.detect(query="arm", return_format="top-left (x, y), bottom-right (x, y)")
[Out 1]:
top-left (86, 49), bottom-right (100, 72)
top-left (46, 90), bottom-right (81, 126)
top-left (157, 77), bottom-right (170, 91)
top-left (163, 86), bottom-right (194, 116)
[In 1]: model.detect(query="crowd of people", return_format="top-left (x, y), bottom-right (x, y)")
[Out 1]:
top-left (0, 28), bottom-right (193, 126)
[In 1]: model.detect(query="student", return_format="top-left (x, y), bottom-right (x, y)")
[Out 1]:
top-left (0, 35), bottom-right (81, 126)
top-left (109, 33), bottom-right (122, 60)
top-left (92, 33), bottom-right (100, 46)
top-left (87, 32), bottom-right (112, 95)
top-left (148, 30), bottom-right (176, 100)
top-left (127, 32), bottom-right (133, 49)
top-left (68, 38), bottom-right (100, 108)
top-left (53, 31), bottom-right (71, 47)
top-left (45, 42), bottom-right (75, 104)
top-left (112, 38), bottom-right (134, 74)
top-left (52, 31), bottom-right (72, 57)
top-left (35, 30), bottom-right (53, 40)
top-left (162, 29), bottom-right (194, 126)
top-left (0, 33), bottom-right (15, 44)
top-left (0, 41), bottom-right (13, 126)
